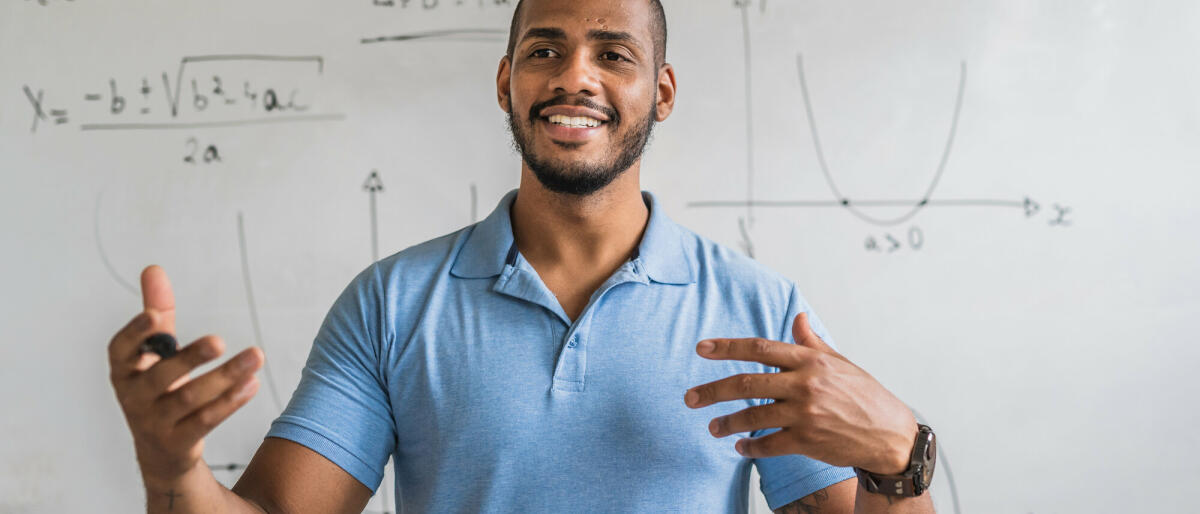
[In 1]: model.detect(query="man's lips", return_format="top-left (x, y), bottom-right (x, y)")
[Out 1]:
top-left (537, 116), bottom-right (605, 143)
top-left (538, 105), bottom-right (611, 122)
top-left (528, 98), bottom-right (617, 144)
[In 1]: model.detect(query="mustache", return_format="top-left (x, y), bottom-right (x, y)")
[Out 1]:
top-left (528, 95), bottom-right (619, 125)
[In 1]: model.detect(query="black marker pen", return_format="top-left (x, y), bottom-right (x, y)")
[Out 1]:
top-left (139, 333), bottom-right (179, 359)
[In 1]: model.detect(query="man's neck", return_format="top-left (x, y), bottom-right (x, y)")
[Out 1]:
top-left (511, 164), bottom-right (649, 272)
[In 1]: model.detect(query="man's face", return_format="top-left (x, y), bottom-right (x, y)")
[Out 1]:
top-left (500, 0), bottom-right (669, 196)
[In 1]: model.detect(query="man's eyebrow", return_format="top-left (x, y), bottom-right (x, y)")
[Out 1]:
top-left (587, 29), bottom-right (644, 52)
top-left (520, 27), bottom-right (567, 43)
top-left (519, 27), bottom-right (645, 53)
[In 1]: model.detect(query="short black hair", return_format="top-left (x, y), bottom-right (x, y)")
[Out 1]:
top-left (506, 0), bottom-right (668, 67)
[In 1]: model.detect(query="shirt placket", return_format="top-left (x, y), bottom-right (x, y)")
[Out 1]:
top-left (492, 257), bottom-right (650, 393)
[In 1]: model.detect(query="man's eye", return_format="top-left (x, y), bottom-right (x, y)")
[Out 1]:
top-left (530, 48), bottom-right (557, 58)
top-left (601, 52), bottom-right (628, 62)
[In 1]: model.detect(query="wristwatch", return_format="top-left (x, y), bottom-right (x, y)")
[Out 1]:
top-left (854, 424), bottom-right (936, 497)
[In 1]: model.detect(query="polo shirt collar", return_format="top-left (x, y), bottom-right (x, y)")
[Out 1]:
top-left (450, 189), bottom-right (696, 285)
top-left (634, 191), bottom-right (696, 285)
top-left (450, 190), bottom-right (518, 279)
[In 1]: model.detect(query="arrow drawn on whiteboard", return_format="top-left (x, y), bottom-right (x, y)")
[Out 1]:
top-left (363, 170), bottom-right (385, 262)
top-left (94, 191), bottom-right (139, 296)
top-left (734, 0), bottom-right (769, 13)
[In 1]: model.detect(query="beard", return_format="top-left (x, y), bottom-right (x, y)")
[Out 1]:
top-left (507, 94), bottom-right (656, 197)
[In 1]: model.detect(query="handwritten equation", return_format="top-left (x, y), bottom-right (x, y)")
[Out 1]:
top-left (21, 54), bottom-right (343, 133)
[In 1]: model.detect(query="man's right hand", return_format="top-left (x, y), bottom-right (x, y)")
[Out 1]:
top-left (108, 265), bottom-right (264, 484)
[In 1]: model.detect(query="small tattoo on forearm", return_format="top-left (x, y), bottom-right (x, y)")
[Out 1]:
top-left (165, 489), bottom-right (182, 510)
top-left (776, 488), bottom-right (829, 513)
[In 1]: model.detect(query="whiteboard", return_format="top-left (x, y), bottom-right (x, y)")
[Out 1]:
top-left (3, 0), bottom-right (1198, 512)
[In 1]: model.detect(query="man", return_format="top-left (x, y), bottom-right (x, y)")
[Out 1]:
top-left (108, 0), bottom-right (936, 512)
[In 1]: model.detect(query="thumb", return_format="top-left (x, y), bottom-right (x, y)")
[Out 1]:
top-left (791, 312), bottom-right (835, 354)
top-left (140, 265), bottom-right (176, 333)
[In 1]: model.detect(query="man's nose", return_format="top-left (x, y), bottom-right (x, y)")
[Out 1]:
top-left (547, 50), bottom-right (602, 96)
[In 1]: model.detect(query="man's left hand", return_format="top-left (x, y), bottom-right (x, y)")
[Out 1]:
top-left (684, 313), bottom-right (919, 475)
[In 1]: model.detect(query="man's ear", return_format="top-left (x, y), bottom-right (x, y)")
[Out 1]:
top-left (655, 63), bottom-right (677, 122)
top-left (497, 55), bottom-right (513, 113)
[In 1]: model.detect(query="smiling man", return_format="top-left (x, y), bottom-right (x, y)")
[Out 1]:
top-left (108, 1), bottom-right (935, 513)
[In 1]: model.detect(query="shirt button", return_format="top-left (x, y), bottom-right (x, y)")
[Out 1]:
top-left (567, 336), bottom-right (578, 348)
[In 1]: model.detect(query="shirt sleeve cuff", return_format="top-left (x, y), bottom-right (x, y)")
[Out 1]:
top-left (762, 465), bottom-right (858, 511)
top-left (265, 415), bottom-right (385, 491)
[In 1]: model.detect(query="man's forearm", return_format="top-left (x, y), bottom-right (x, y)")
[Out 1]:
top-left (854, 484), bottom-right (935, 514)
top-left (142, 461), bottom-right (266, 514)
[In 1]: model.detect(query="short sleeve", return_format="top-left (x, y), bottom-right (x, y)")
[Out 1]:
top-left (265, 263), bottom-right (396, 491)
top-left (752, 284), bottom-right (856, 510)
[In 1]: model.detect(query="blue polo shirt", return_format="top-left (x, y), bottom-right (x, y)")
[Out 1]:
top-left (266, 190), bottom-right (856, 512)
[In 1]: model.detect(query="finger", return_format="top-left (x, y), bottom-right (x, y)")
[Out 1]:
top-left (792, 313), bottom-right (852, 363)
top-left (792, 313), bottom-right (830, 350)
top-left (685, 372), bottom-right (796, 409)
top-left (108, 310), bottom-right (164, 379)
top-left (135, 335), bottom-right (225, 401)
top-left (695, 337), bottom-right (812, 369)
top-left (709, 402), bottom-right (788, 438)
top-left (158, 347), bottom-right (263, 424)
top-left (140, 265), bottom-right (176, 333)
top-left (172, 376), bottom-right (259, 444)
top-left (735, 428), bottom-right (797, 459)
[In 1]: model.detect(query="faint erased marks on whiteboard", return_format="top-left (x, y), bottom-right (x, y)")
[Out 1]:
top-left (370, 0), bottom-right (512, 10)
top-left (93, 191), bottom-right (139, 297)
top-left (910, 405), bottom-right (962, 514)
top-left (360, 28), bottom-right (507, 45)
top-left (470, 182), bottom-right (479, 224)
top-left (236, 212), bottom-right (285, 413)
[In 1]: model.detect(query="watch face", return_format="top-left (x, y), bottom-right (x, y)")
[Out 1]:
top-left (920, 430), bottom-right (937, 486)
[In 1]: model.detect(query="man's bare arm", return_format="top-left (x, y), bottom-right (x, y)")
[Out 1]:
top-left (140, 438), bottom-right (370, 513)
top-left (774, 478), bottom-right (854, 514)
top-left (141, 460), bottom-right (265, 513)
top-left (851, 479), bottom-right (935, 514)
top-left (771, 478), bottom-right (935, 514)
top-left (231, 437), bottom-right (373, 514)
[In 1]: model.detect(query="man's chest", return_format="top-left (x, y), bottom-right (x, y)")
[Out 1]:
top-left (380, 291), bottom-right (772, 473)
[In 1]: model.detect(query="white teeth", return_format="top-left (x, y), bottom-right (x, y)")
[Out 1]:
top-left (548, 114), bottom-right (602, 128)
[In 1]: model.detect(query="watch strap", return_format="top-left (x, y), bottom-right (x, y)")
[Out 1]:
top-left (854, 464), bottom-right (926, 497)
top-left (853, 423), bottom-right (935, 498)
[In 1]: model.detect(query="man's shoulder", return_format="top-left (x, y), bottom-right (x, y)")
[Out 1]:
top-left (387, 226), bottom-right (470, 264)
top-left (370, 224), bottom-right (474, 285)
top-left (673, 222), bottom-right (797, 299)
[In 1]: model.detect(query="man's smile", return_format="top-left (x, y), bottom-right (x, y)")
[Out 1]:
top-left (547, 114), bottom-right (603, 128)
top-left (538, 115), bottom-right (607, 143)
top-left (532, 102), bottom-right (615, 144)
